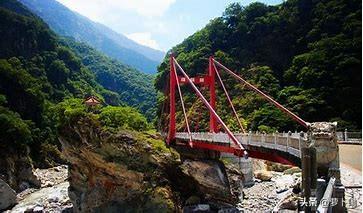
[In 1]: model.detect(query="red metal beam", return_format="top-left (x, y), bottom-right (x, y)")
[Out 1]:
top-left (167, 54), bottom-right (176, 144)
top-left (179, 141), bottom-right (296, 166)
top-left (173, 60), bottom-right (193, 147)
top-left (208, 56), bottom-right (218, 133)
top-left (247, 150), bottom-right (296, 166)
top-left (213, 59), bottom-right (308, 129)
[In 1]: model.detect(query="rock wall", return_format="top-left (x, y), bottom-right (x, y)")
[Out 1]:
top-left (0, 145), bottom-right (40, 192)
top-left (59, 117), bottom-right (236, 212)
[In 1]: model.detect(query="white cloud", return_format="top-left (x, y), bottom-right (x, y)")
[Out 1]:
top-left (126, 32), bottom-right (162, 50)
top-left (56, 0), bottom-right (176, 18)
top-left (111, 0), bottom-right (176, 17)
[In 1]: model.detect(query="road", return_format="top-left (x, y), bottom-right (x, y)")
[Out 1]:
top-left (339, 144), bottom-right (362, 171)
top-left (339, 144), bottom-right (361, 213)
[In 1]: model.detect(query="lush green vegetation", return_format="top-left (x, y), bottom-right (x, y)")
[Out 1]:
top-left (99, 106), bottom-right (149, 131)
top-left (54, 98), bottom-right (150, 132)
top-left (156, 0), bottom-right (361, 132)
top-left (0, 1), bottom-right (150, 167)
top-left (61, 38), bottom-right (157, 120)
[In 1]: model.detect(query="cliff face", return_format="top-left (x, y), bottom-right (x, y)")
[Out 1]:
top-left (59, 117), bottom-right (236, 212)
top-left (59, 117), bottom-right (179, 212)
top-left (0, 145), bottom-right (40, 192)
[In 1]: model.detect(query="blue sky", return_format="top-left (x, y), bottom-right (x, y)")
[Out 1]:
top-left (56, 0), bottom-right (282, 52)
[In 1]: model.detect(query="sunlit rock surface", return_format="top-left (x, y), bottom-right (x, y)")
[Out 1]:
top-left (59, 117), bottom-right (235, 212)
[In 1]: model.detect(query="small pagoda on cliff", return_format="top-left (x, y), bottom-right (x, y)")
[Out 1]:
top-left (84, 95), bottom-right (101, 106)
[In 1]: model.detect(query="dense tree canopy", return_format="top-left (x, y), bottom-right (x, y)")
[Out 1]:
top-left (99, 106), bottom-right (149, 131)
top-left (61, 38), bottom-right (157, 121)
top-left (54, 98), bottom-right (150, 132)
top-left (0, 1), bottom-right (151, 167)
top-left (156, 0), bottom-right (361, 131)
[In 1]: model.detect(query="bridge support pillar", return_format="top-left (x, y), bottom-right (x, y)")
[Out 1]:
top-left (302, 147), bottom-right (317, 212)
top-left (239, 158), bottom-right (254, 187)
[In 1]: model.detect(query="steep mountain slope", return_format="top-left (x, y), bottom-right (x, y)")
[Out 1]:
top-left (92, 22), bottom-right (164, 62)
top-left (156, 0), bottom-right (361, 131)
top-left (0, 0), bottom-right (151, 180)
top-left (61, 38), bottom-right (157, 120)
top-left (19, 0), bottom-right (164, 74)
top-left (4, 0), bottom-right (157, 119)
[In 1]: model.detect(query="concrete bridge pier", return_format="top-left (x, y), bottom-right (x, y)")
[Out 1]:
top-left (239, 157), bottom-right (254, 187)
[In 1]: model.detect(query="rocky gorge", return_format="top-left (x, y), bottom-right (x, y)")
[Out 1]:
top-left (1, 115), bottom-right (362, 212)
top-left (2, 155), bottom-right (362, 212)
top-left (55, 116), bottom-right (239, 212)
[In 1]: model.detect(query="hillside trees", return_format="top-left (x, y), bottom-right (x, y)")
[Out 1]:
top-left (61, 38), bottom-right (157, 121)
top-left (0, 3), bottom-right (150, 167)
top-left (156, 0), bottom-right (361, 131)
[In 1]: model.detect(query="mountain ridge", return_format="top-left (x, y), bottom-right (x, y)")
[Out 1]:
top-left (61, 37), bottom-right (157, 120)
top-left (19, 0), bottom-right (164, 74)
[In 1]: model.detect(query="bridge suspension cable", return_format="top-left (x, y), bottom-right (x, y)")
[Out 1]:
top-left (172, 60), bottom-right (193, 147)
top-left (172, 57), bottom-right (248, 156)
top-left (213, 62), bottom-right (246, 133)
top-left (213, 59), bottom-right (308, 128)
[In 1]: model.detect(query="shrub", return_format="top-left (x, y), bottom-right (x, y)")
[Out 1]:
top-left (99, 106), bottom-right (149, 131)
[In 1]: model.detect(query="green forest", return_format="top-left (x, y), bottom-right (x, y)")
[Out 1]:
top-left (61, 38), bottom-right (157, 120)
top-left (0, 0), bottom-right (150, 168)
top-left (0, 0), bottom-right (361, 169)
top-left (156, 0), bottom-right (362, 132)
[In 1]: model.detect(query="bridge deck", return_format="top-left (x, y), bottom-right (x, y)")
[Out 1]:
top-left (175, 132), bottom-right (308, 160)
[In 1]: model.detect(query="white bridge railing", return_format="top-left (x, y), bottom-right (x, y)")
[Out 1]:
top-left (336, 130), bottom-right (362, 144)
top-left (175, 131), bottom-right (308, 158)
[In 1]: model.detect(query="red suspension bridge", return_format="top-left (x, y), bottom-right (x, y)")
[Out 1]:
top-left (162, 54), bottom-right (347, 212)
top-left (165, 54), bottom-right (309, 165)
top-left (160, 54), bottom-right (353, 212)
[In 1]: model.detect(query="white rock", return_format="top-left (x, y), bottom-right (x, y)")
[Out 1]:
top-left (274, 175), bottom-right (295, 193)
top-left (9, 182), bottom-right (69, 213)
top-left (33, 205), bottom-right (44, 212)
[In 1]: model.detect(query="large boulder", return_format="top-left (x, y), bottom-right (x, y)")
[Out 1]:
top-left (180, 159), bottom-right (234, 203)
top-left (254, 170), bottom-right (272, 181)
top-left (265, 161), bottom-right (292, 172)
top-left (273, 174), bottom-right (295, 193)
top-left (278, 194), bottom-right (299, 211)
top-left (283, 167), bottom-right (301, 175)
top-left (0, 179), bottom-right (17, 210)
